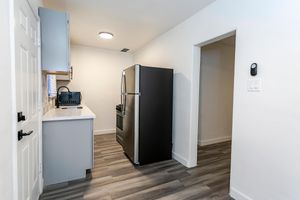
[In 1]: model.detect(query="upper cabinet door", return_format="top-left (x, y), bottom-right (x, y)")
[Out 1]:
top-left (39, 7), bottom-right (70, 72)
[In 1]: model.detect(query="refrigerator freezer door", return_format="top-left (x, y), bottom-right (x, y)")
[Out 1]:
top-left (124, 65), bottom-right (140, 94)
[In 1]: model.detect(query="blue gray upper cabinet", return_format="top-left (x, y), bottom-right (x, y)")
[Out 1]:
top-left (39, 7), bottom-right (70, 72)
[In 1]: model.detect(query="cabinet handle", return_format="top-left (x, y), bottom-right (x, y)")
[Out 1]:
top-left (70, 66), bottom-right (73, 80)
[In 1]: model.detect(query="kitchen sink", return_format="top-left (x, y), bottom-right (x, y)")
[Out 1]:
top-left (60, 106), bottom-right (83, 110)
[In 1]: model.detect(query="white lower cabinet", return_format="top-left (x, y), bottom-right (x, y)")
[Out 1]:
top-left (42, 119), bottom-right (94, 186)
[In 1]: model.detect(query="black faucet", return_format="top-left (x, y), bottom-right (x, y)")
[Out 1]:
top-left (55, 86), bottom-right (70, 108)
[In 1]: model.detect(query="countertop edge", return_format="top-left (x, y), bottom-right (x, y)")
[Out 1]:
top-left (42, 115), bottom-right (95, 122)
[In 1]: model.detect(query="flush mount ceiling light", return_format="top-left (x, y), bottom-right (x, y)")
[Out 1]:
top-left (98, 32), bottom-right (114, 40)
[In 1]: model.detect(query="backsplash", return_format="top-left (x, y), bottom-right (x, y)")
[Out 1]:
top-left (42, 73), bottom-right (55, 114)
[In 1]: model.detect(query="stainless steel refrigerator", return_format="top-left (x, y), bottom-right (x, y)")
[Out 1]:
top-left (116, 64), bottom-right (173, 165)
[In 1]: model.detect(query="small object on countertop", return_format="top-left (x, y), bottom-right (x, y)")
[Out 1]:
top-left (58, 91), bottom-right (81, 106)
top-left (48, 75), bottom-right (57, 97)
top-left (55, 86), bottom-right (70, 108)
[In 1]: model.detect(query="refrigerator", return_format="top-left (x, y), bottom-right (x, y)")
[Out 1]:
top-left (117, 64), bottom-right (173, 165)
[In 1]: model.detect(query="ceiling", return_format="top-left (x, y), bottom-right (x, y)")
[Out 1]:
top-left (43, 0), bottom-right (216, 52)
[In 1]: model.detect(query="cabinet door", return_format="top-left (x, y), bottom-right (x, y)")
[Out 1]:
top-left (39, 7), bottom-right (70, 72)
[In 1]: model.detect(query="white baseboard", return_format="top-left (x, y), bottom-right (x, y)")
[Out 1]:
top-left (172, 152), bottom-right (189, 167)
top-left (199, 136), bottom-right (231, 146)
top-left (230, 187), bottom-right (253, 200)
top-left (94, 129), bottom-right (116, 135)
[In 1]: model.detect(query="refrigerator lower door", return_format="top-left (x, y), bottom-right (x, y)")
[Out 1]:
top-left (123, 94), bottom-right (139, 164)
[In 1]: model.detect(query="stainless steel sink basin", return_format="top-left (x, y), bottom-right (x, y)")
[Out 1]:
top-left (60, 106), bottom-right (83, 110)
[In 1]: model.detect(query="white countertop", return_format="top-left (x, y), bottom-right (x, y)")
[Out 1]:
top-left (42, 105), bottom-right (96, 122)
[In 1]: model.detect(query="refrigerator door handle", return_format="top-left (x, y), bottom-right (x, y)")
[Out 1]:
top-left (126, 92), bottom-right (141, 95)
top-left (122, 72), bottom-right (127, 115)
top-left (123, 94), bottom-right (127, 115)
top-left (121, 72), bottom-right (124, 105)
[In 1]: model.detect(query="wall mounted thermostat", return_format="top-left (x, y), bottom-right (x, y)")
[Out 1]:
top-left (250, 63), bottom-right (258, 76)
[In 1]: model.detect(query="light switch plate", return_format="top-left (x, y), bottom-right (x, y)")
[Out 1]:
top-left (248, 78), bottom-right (262, 92)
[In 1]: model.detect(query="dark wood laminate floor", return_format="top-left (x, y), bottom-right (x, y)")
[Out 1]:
top-left (40, 134), bottom-right (232, 200)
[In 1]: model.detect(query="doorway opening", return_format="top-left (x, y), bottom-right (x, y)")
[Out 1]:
top-left (197, 34), bottom-right (236, 197)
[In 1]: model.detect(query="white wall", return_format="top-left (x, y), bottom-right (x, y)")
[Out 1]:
top-left (198, 41), bottom-right (235, 146)
top-left (59, 45), bottom-right (133, 133)
top-left (0, 0), bottom-right (15, 199)
top-left (133, 0), bottom-right (300, 199)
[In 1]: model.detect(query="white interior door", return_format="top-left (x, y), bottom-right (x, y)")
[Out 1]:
top-left (14, 0), bottom-right (40, 199)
